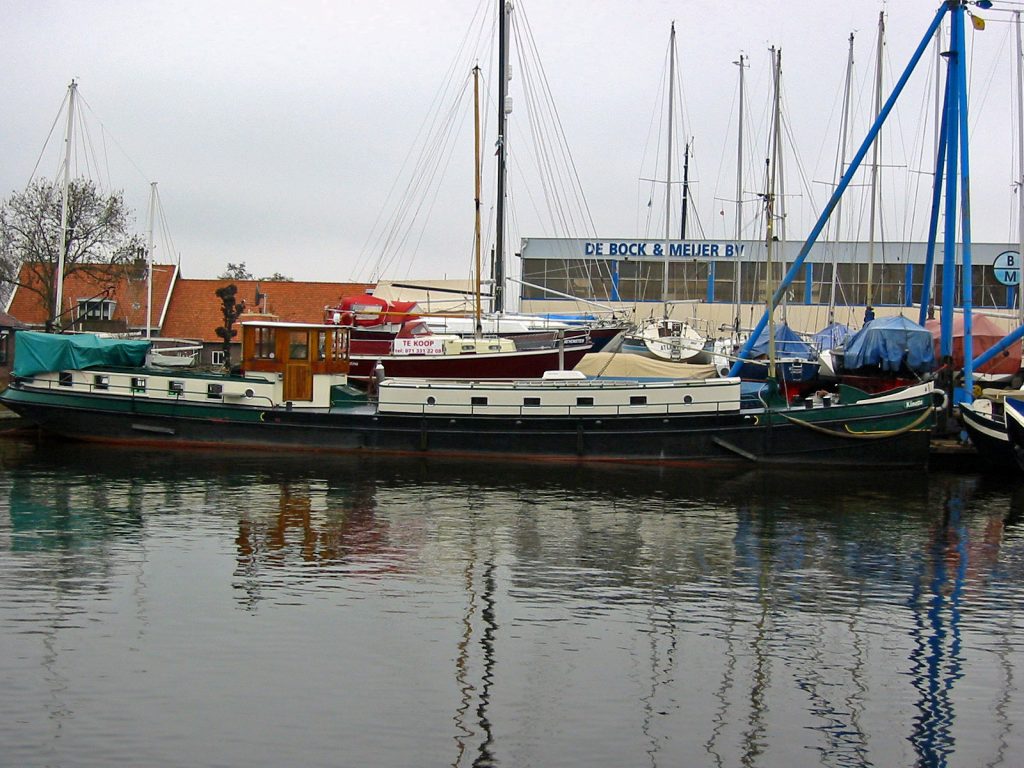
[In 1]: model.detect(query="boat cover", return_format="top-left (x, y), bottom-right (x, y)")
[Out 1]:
top-left (12, 331), bottom-right (152, 377)
top-left (842, 316), bottom-right (935, 373)
top-left (924, 314), bottom-right (1021, 375)
top-left (812, 322), bottom-right (850, 351)
top-left (749, 323), bottom-right (814, 359)
top-left (574, 352), bottom-right (716, 379)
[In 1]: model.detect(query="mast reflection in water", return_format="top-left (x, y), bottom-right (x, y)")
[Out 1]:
top-left (1, 436), bottom-right (1023, 767)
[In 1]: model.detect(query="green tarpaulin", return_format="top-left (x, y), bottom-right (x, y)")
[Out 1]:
top-left (13, 331), bottom-right (152, 377)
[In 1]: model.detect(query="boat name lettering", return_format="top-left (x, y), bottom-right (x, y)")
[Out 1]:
top-left (905, 400), bottom-right (924, 409)
top-left (583, 241), bottom-right (745, 259)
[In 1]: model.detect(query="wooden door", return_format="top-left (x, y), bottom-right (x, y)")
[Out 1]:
top-left (283, 330), bottom-right (313, 401)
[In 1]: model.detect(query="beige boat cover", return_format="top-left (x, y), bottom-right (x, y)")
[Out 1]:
top-left (574, 352), bottom-right (718, 380)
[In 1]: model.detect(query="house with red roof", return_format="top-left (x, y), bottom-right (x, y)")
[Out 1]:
top-left (2, 261), bottom-right (372, 372)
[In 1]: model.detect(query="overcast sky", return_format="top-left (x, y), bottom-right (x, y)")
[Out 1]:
top-left (3, 0), bottom-right (1022, 284)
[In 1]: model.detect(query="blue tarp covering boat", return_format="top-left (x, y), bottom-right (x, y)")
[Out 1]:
top-left (812, 322), bottom-right (850, 351)
top-left (750, 323), bottom-right (814, 358)
top-left (13, 331), bottom-right (151, 378)
top-left (841, 316), bottom-right (935, 373)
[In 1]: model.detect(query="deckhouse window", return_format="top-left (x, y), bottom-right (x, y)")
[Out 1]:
top-left (131, 377), bottom-right (147, 393)
top-left (59, 371), bottom-right (73, 387)
top-left (576, 397), bottom-right (594, 406)
top-left (255, 328), bottom-right (276, 359)
top-left (207, 383), bottom-right (223, 399)
top-left (77, 298), bottom-right (115, 321)
top-left (93, 374), bottom-right (109, 390)
top-left (630, 396), bottom-right (647, 406)
top-left (168, 381), bottom-right (185, 396)
top-left (523, 397), bottom-right (541, 407)
top-left (471, 396), bottom-right (488, 406)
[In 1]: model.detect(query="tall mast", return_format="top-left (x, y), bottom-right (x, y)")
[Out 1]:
top-left (766, 47), bottom-right (782, 379)
top-left (54, 80), bottom-right (77, 331)
top-left (733, 53), bottom-right (747, 332)
top-left (146, 182), bottom-right (157, 339)
top-left (663, 21), bottom-right (676, 301)
top-left (829, 33), bottom-right (856, 325)
top-left (473, 65), bottom-right (484, 338)
top-left (1016, 11), bottom-right (1024, 326)
top-left (866, 11), bottom-right (885, 319)
top-left (929, 21), bottom-right (942, 319)
top-left (494, 0), bottom-right (511, 314)
top-left (680, 140), bottom-right (690, 239)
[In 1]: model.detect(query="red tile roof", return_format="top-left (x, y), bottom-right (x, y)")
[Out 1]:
top-left (5, 263), bottom-right (372, 342)
top-left (6, 261), bottom-right (177, 331)
top-left (160, 279), bottom-right (373, 342)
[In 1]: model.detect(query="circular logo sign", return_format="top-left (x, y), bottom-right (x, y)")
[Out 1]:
top-left (994, 251), bottom-right (1021, 286)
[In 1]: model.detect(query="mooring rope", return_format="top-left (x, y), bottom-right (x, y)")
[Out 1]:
top-left (778, 406), bottom-right (933, 439)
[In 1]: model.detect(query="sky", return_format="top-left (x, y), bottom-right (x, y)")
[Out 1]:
top-left (3, 0), bottom-right (1023, 285)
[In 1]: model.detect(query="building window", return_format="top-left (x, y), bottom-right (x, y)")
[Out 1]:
top-left (77, 299), bottom-right (116, 321)
top-left (0, 331), bottom-right (7, 365)
top-left (211, 350), bottom-right (226, 367)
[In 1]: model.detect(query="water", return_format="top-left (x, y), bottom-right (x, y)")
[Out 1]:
top-left (1, 435), bottom-right (1022, 768)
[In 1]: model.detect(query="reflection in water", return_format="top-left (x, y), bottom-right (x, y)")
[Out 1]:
top-left (2, 437), bottom-right (1024, 766)
top-left (909, 480), bottom-right (967, 768)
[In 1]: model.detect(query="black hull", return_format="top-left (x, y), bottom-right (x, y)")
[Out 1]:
top-left (3, 395), bottom-right (931, 470)
top-left (959, 405), bottom-right (1017, 470)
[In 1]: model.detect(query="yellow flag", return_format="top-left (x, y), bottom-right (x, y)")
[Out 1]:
top-left (971, 14), bottom-right (986, 31)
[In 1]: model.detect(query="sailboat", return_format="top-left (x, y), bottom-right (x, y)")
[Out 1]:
top-left (959, 8), bottom-right (1024, 468)
top-left (725, 47), bottom-right (821, 399)
top-left (622, 23), bottom-right (709, 364)
top-left (327, 62), bottom-right (593, 386)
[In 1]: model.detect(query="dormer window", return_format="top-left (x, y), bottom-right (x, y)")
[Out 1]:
top-left (77, 298), bottom-right (116, 321)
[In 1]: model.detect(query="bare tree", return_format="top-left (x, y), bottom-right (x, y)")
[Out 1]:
top-left (0, 178), bottom-right (144, 328)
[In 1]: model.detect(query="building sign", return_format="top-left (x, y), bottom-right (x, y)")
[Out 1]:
top-left (583, 241), bottom-right (746, 258)
top-left (993, 251), bottom-right (1021, 286)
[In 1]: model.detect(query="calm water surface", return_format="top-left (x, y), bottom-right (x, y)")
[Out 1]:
top-left (1, 436), bottom-right (1022, 767)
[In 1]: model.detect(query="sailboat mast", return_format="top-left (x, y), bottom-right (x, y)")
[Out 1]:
top-left (146, 182), bottom-right (156, 340)
top-left (733, 53), bottom-right (747, 332)
top-left (494, 0), bottom-right (511, 314)
top-left (829, 33), bottom-right (855, 325)
top-left (766, 47), bottom-right (782, 380)
top-left (663, 21), bottom-right (676, 301)
top-left (867, 11), bottom-right (885, 317)
top-left (1016, 11), bottom-right (1024, 326)
top-left (473, 65), bottom-right (484, 337)
top-left (54, 80), bottom-right (77, 331)
top-left (680, 140), bottom-right (690, 240)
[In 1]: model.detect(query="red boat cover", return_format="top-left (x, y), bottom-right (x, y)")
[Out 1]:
top-left (329, 294), bottom-right (420, 327)
top-left (925, 314), bottom-right (1022, 375)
